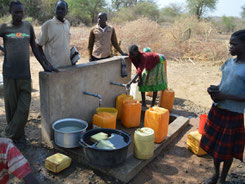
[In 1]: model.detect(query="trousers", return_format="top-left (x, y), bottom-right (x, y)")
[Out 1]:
top-left (3, 77), bottom-right (31, 140)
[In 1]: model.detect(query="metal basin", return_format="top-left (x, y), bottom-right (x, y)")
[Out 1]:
top-left (52, 118), bottom-right (88, 148)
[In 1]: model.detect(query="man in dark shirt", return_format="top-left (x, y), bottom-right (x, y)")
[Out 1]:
top-left (0, 1), bottom-right (56, 141)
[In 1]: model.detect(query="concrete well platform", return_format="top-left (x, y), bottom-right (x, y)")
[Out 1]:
top-left (54, 113), bottom-right (190, 183)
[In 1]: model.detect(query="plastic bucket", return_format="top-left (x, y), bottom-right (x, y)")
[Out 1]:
top-left (199, 114), bottom-right (207, 135)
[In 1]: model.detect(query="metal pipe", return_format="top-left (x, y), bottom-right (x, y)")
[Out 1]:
top-left (83, 91), bottom-right (102, 107)
top-left (110, 81), bottom-right (130, 95)
top-left (110, 81), bottom-right (125, 87)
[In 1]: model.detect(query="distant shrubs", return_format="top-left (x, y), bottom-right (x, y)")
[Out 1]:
top-left (111, 17), bottom-right (228, 62)
top-left (111, 2), bottom-right (160, 23)
top-left (164, 15), bottom-right (229, 62)
top-left (0, 15), bottom-right (11, 24)
top-left (40, 16), bottom-right (230, 63)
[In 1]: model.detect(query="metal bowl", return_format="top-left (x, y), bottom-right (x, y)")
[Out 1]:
top-left (52, 118), bottom-right (88, 148)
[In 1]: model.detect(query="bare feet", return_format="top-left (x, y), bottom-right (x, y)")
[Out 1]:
top-left (202, 175), bottom-right (219, 184)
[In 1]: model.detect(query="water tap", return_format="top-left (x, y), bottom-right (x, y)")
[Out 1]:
top-left (83, 91), bottom-right (102, 107)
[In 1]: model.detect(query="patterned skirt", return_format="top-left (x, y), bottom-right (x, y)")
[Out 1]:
top-left (139, 55), bottom-right (167, 92)
top-left (200, 104), bottom-right (245, 161)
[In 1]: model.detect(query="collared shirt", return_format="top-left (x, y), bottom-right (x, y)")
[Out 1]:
top-left (215, 58), bottom-right (245, 113)
top-left (37, 17), bottom-right (71, 68)
top-left (88, 24), bottom-right (123, 59)
top-left (0, 138), bottom-right (31, 184)
top-left (0, 21), bottom-right (34, 79)
top-left (129, 52), bottom-right (160, 74)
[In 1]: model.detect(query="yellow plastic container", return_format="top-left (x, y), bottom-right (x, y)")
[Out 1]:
top-left (159, 89), bottom-right (175, 112)
top-left (144, 106), bottom-right (169, 143)
top-left (134, 127), bottom-right (155, 160)
top-left (116, 94), bottom-right (133, 120)
top-left (96, 107), bottom-right (118, 117)
top-left (186, 131), bottom-right (207, 156)
top-left (45, 153), bottom-right (72, 173)
top-left (121, 100), bottom-right (142, 128)
top-left (92, 112), bottom-right (116, 129)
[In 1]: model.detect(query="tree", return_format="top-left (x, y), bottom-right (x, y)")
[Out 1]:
top-left (134, 2), bottom-right (159, 21)
top-left (39, 0), bottom-right (57, 23)
top-left (241, 5), bottom-right (245, 19)
top-left (0, 0), bottom-right (10, 17)
top-left (112, 1), bottom-right (159, 23)
top-left (159, 3), bottom-right (184, 22)
top-left (22, 0), bottom-right (41, 19)
top-left (187, 0), bottom-right (217, 19)
top-left (67, 0), bottom-right (106, 25)
top-left (222, 16), bottom-right (235, 33)
top-left (111, 0), bottom-right (138, 10)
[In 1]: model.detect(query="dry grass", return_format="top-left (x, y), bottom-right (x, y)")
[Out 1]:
top-left (0, 17), bottom-right (230, 62)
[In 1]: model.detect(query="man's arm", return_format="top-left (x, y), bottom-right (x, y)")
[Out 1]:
top-left (126, 73), bottom-right (139, 89)
top-left (88, 28), bottom-right (95, 61)
top-left (111, 28), bottom-right (127, 56)
top-left (30, 39), bottom-right (57, 72)
top-left (36, 44), bottom-right (58, 71)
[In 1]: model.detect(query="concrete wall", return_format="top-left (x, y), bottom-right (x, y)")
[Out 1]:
top-left (39, 56), bottom-right (131, 145)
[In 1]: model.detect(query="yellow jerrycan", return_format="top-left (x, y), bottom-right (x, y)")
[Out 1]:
top-left (144, 106), bottom-right (169, 143)
top-left (121, 100), bottom-right (142, 128)
top-left (159, 89), bottom-right (175, 112)
top-left (92, 112), bottom-right (116, 129)
top-left (116, 94), bottom-right (133, 120)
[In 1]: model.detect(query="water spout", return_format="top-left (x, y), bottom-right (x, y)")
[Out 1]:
top-left (83, 91), bottom-right (102, 107)
top-left (110, 81), bottom-right (130, 95)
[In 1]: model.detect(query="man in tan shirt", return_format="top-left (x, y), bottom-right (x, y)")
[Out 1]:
top-left (37, 0), bottom-right (71, 68)
top-left (88, 12), bottom-right (127, 62)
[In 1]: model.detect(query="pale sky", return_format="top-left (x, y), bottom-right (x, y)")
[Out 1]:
top-left (155, 0), bottom-right (244, 17)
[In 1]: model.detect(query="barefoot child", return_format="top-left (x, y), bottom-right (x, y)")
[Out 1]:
top-left (200, 30), bottom-right (245, 184)
top-left (126, 44), bottom-right (167, 108)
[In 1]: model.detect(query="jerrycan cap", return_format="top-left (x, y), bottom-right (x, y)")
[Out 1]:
top-left (135, 127), bottom-right (154, 139)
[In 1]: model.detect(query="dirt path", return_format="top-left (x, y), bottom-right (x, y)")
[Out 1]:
top-left (0, 56), bottom-right (244, 183)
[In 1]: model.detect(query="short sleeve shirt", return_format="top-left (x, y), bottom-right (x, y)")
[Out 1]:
top-left (0, 21), bottom-right (34, 79)
top-left (37, 17), bottom-right (71, 68)
top-left (215, 58), bottom-right (245, 113)
top-left (91, 25), bottom-right (113, 58)
top-left (129, 52), bottom-right (160, 74)
top-left (0, 138), bottom-right (31, 184)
